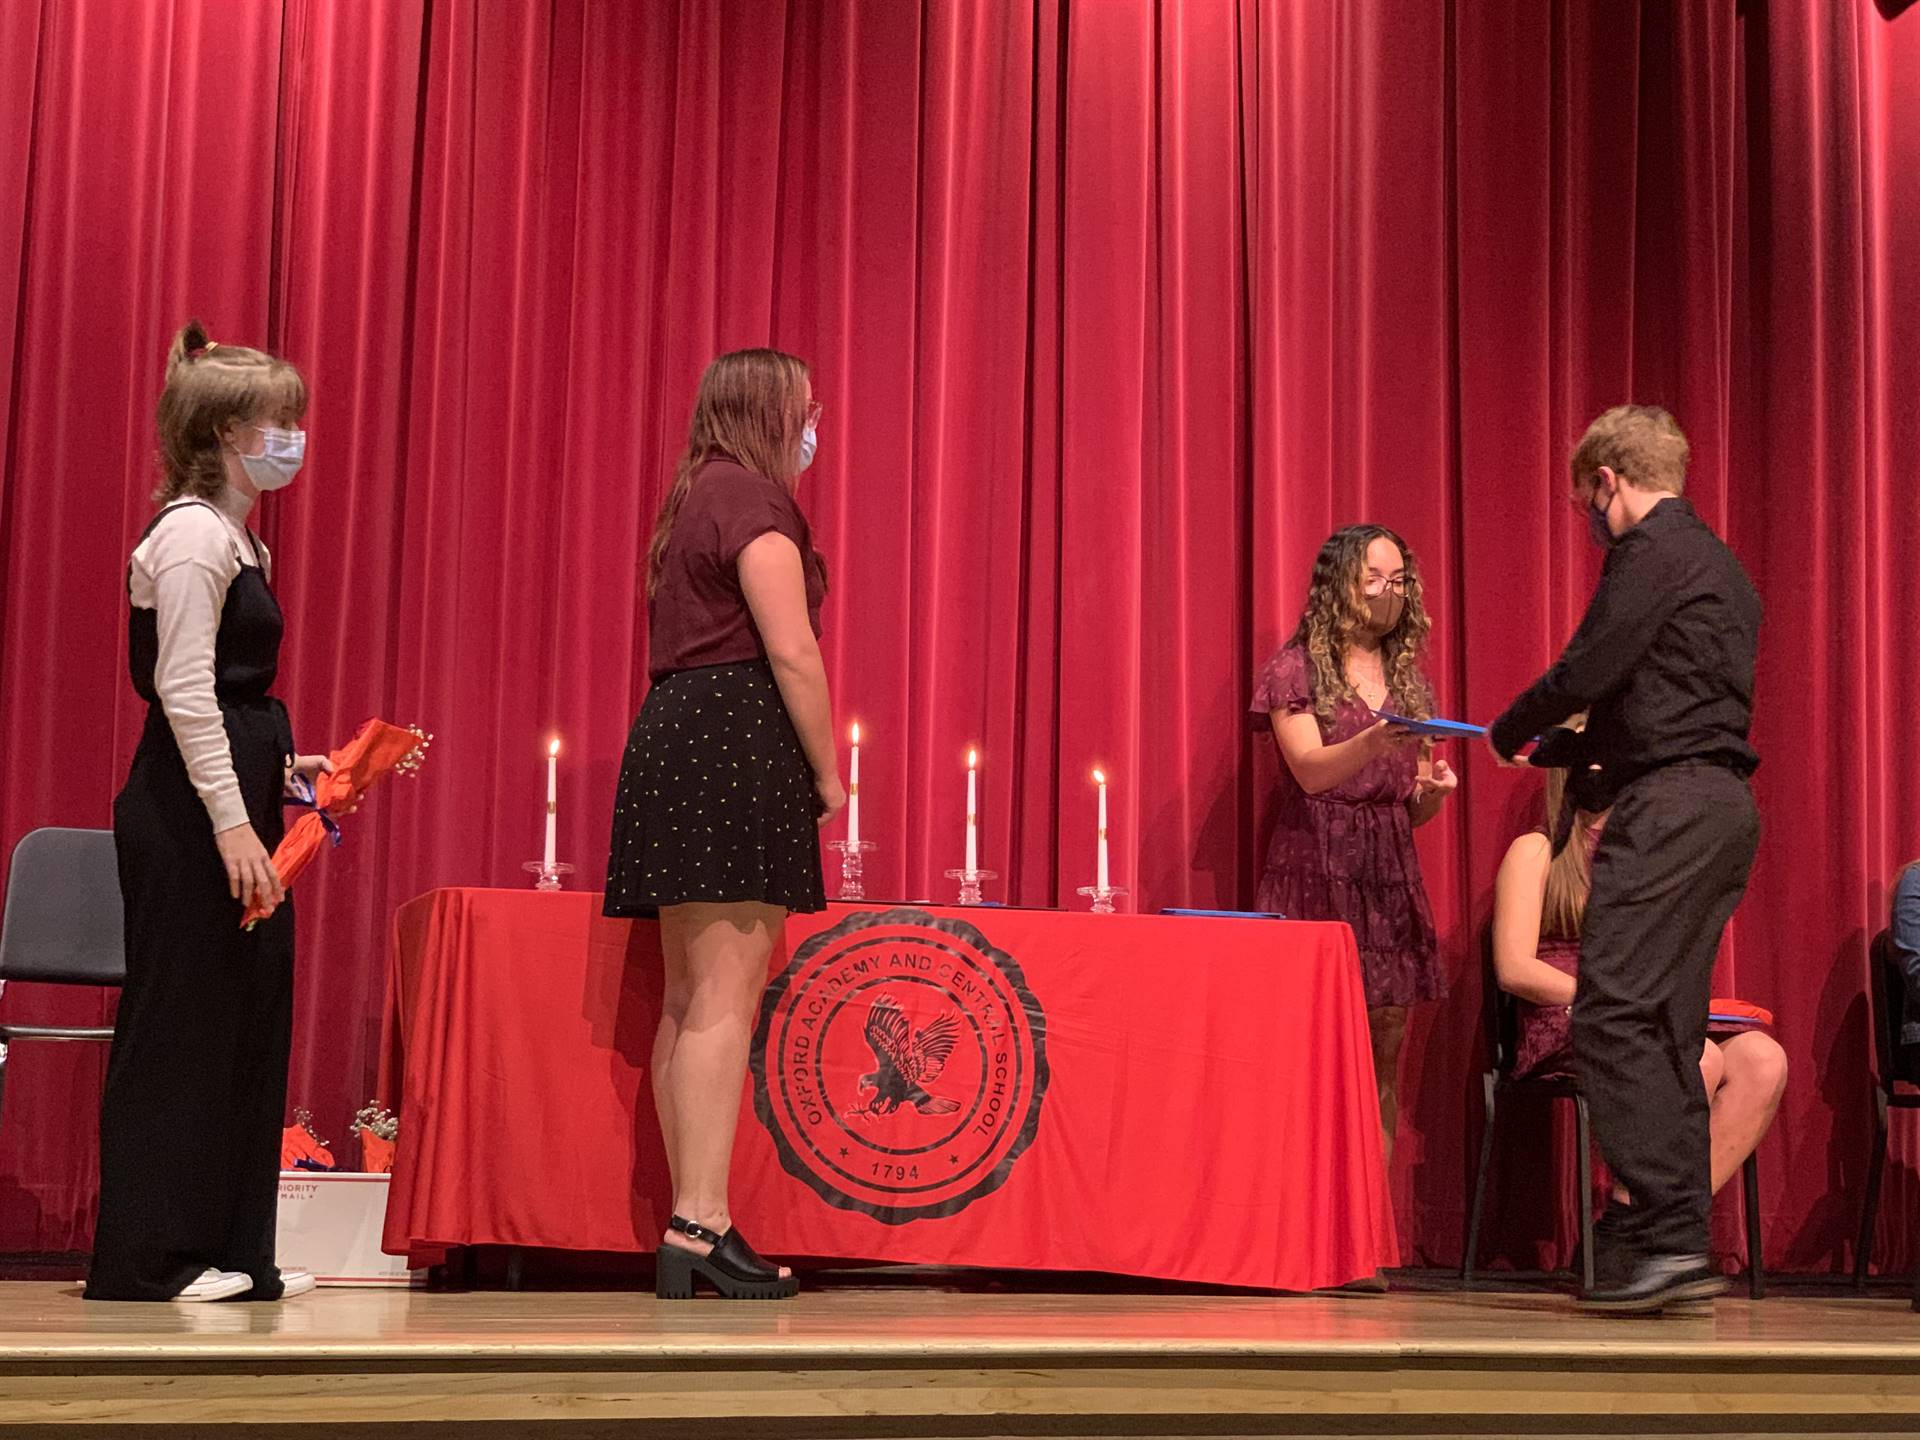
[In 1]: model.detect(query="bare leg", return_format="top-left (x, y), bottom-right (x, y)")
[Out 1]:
top-left (658, 902), bottom-right (789, 1278)
top-left (652, 908), bottom-right (691, 1198)
top-left (1707, 1032), bottom-right (1788, 1196)
top-left (1369, 1005), bottom-right (1409, 1166)
top-left (1610, 1038), bottom-right (1783, 1205)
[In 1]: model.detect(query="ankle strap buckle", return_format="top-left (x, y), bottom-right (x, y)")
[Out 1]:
top-left (669, 1214), bottom-right (725, 1246)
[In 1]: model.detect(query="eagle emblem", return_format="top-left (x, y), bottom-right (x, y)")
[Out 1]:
top-left (853, 994), bottom-right (961, 1117)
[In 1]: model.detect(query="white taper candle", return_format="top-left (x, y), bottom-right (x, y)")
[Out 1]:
top-left (544, 738), bottom-right (559, 871)
top-left (965, 748), bottom-right (978, 875)
top-left (1094, 769), bottom-right (1109, 892)
top-left (848, 722), bottom-right (861, 847)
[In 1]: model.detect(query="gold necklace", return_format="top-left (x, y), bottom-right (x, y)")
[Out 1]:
top-left (1349, 661), bottom-right (1387, 707)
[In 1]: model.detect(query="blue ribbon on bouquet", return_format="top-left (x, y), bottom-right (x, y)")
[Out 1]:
top-left (286, 773), bottom-right (344, 848)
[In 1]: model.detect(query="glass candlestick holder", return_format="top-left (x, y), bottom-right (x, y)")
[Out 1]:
top-left (825, 839), bottom-right (877, 901)
top-left (522, 860), bottom-right (576, 893)
top-left (942, 867), bottom-right (997, 907)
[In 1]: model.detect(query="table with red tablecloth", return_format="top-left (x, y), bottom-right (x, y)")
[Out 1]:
top-left (377, 889), bottom-right (1396, 1291)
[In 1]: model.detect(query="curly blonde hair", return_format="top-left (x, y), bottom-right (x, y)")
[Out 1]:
top-left (1287, 524), bottom-right (1433, 723)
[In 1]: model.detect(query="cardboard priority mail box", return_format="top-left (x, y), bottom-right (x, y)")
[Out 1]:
top-left (276, 1172), bottom-right (420, 1286)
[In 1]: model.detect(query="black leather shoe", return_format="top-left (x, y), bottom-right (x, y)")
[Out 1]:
top-left (655, 1215), bottom-right (799, 1301)
top-left (1578, 1253), bottom-right (1725, 1315)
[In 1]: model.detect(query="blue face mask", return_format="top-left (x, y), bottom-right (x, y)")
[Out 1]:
top-left (236, 426), bottom-right (306, 491)
top-left (797, 423), bottom-right (817, 473)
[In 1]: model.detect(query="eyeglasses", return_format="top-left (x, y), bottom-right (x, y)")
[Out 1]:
top-left (1361, 575), bottom-right (1409, 598)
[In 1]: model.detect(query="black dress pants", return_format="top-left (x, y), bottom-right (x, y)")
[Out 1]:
top-left (1572, 762), bottom-right (1760, 1265)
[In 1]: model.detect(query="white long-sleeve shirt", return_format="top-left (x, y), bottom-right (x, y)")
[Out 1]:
top-left (128, 491), bottom-right (271, 834)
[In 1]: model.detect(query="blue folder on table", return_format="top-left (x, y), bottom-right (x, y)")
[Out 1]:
top-left (1159, 907), bottom-right (1287, 920)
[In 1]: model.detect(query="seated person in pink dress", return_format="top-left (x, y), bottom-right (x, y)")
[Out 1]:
top-left (1252, 524), bottom-right (1459, 1163)
top-left (1492, 746), bottom-right (1786, 1199)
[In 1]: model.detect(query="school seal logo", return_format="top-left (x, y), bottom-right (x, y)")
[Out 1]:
top-left (751, 907), bottom-right (1049, 1224)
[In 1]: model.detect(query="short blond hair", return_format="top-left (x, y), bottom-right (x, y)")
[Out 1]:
top-left (154, 319), bottom-right (308, 504)
top-left (1570, 404), bottom-right (1688, 495)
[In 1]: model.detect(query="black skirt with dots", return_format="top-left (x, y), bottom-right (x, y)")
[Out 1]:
top-left (603, 659), bottom-right (826, 918)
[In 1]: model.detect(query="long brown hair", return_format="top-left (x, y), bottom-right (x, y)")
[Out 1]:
top-left (154, 320), bottom-right (307, 504)
top-left (1539, 765), bottom-right (1602, 940)
top-left (645, 349), bottom-right (812, 597)
top-left (1287, 524), bottom-right (1433, 721)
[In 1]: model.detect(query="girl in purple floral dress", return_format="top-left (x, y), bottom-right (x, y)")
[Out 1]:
top-left (1251, 524), bottom-right (1458, 1160)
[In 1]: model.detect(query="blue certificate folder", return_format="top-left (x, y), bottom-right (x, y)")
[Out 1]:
top-left (1373, 711), bottom-right (1487, 741)
top-left (1159, 907), bottom-right (1288, 920)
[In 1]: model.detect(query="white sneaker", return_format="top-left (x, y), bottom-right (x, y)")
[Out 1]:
top-left (174, 1268), bottom-right (253, 1303)
top-left (276, 1269), bottom-right (317, 1299)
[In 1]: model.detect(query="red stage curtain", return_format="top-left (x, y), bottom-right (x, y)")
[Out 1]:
top-left (0, 0), bottom-right (1916, 1274)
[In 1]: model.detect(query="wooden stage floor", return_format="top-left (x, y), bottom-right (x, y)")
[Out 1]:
top-left (5, 1278), bottom-right (1920, 1436)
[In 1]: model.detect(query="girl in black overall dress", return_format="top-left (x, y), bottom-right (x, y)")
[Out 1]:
top-left (86, 323), bottom-right (330, 1303)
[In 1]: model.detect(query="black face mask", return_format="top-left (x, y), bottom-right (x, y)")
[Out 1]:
top-left (1588, 487), bottom-right (1617, 548)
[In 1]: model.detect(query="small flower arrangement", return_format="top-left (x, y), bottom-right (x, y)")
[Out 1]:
top-left (351, 1102), bottom-right (399, 1174)
top-left (350, 1103), bottom-right (398, 1141)
top-left (281, 1107), bottom-right (335, 1171)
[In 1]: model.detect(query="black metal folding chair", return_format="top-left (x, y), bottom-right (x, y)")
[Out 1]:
top-left (1853, 929), bottom-right (1920, 1301)
top-left (1463, 929), bottom-right (1765, 1298)
top-left (0, 828), bottom-right (126, 1133)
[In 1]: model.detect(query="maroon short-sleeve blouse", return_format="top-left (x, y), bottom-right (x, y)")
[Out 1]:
top-left (648, 457), bottom-right (826, 679)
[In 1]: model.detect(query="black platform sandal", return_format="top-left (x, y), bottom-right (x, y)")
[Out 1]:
top-left (655, 1215), bottom-right (799, 1301)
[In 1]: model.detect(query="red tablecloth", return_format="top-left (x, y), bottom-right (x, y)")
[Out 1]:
top-left (378, 889), bottom-right (1396, 1291)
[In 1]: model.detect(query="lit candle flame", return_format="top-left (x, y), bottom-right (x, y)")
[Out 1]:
top-left (968, 748), bottom-right (978, 768)
top-left (549, 738), bottom-right (560, 758)
top-left (1092, 769), bottom-right (1106, 784)
top-left (851, 721), bottom-right (861, 744)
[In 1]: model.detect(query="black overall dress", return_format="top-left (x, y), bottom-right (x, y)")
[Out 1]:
top-left (85, 501), bottom-right (297, 1301)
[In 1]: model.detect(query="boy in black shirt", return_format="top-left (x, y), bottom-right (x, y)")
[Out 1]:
top-left (1490, 405), bottom-right (1762, 1313)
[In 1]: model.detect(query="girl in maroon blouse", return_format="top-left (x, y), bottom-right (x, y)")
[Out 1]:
top-left (606, 349), bottom-right (843, 1301)
top-left (1252, 525), bottom-right (1458, 1165)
